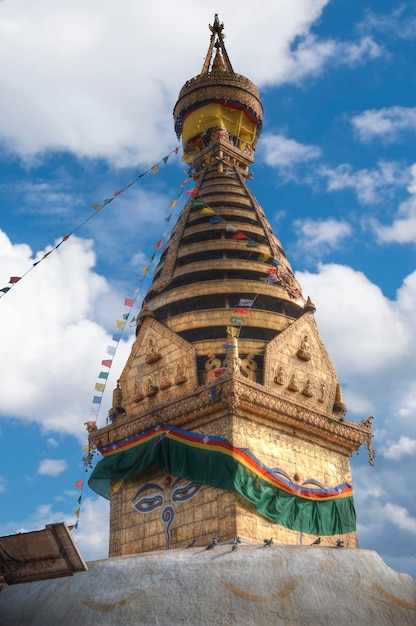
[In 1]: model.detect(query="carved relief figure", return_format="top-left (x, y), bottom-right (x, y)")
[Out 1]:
top-left (133, 378), bottom-right (144, 402)
top-left (302, 379), bottom-right (314, 398)
top-left (174, 361), bottom-right (187, 385)
top-left (240, 354), bottom-right (257, 382)
top-left (145, 377), bottom-right (158, 396)
top-left (204, 353), bottom-right (222, 384)
top-left (297, 334), bottom-right (311, 361)
top-left (145, 337), bottom-right (161, 363)
top-left (274, 366), bottom-right (284, 385)
top-left (318, 381), bottom-right (326, 403)
top-left (159, 368), bottom-right (171, 390)
top-left (288, 373), bottom-right (299, 392)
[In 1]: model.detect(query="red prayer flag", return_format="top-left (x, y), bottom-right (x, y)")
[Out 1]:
top-left (101, 359), bottom-right (112, 368)
top-left (62, 234), bottom-right (71, 242)
top-left (267, 267), bottom-right (277, 275)
top-left (114, 189), bottom-right (123, 196)
top-left (233, 309), bottom-right (249, 315)
top-left (174, 147), bottom-right (179, 154)
top-left (155, 239), bottom-right (163, 250)
top-left (232, 232), bottom-right (249, 240)
top-left (185, 188), bottom-right (199, 195)
top-left (9, 276), bottom-right (21, 284)
top-left (74, 480), bottom-right (84, 489)
top-left (124, 297), bottom-right (134, 307)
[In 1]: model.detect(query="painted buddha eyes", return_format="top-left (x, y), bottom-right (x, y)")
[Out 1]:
top-left (172, 482), bottom-right (201, 502)
top-left (132, 494), bottom-right (163, 513)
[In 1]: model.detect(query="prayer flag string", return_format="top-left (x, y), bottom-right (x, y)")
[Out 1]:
top-left (0, 147), bottom-right (180, 300)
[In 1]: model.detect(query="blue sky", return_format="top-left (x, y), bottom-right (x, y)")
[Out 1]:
top-left (1, 1), bottom-right (416, 577)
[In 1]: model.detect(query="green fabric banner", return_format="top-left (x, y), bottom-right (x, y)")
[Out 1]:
top-left (88, 425), bottom-right (356, 536)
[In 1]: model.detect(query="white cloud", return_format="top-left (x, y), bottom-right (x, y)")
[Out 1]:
top-left (381, 436), bottom-right (416, 460)
top-left (383, 503), bottom-right (416, 534)
top-left (293, 218), bottom-right (352, 257)
top-left (0, 1), bottom-right (382, 165)
top-left (0, 230), bottom-right (133, 439)
top-left (368, 164), bottom-right (416, 243)
top-left (359, 5), bottom-right (416, 41)
top-left (351, 106), bottom-right (416, 142)
top-left (261, 134), bottom-right (322, 175)
top-left (47, 438), bottom-right (59, 447)
top-left (320, 161), bottom-right (410, 204)
top-left (38, 459), bottom-right (68, 477)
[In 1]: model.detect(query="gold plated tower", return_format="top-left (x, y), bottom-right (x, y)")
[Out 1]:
top-left (89, 15), bottom-right (373, 556)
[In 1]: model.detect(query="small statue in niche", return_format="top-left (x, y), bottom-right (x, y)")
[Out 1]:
top-left (297, 334), bottom-right (311, 361)
top-left (145, 337), bottom-right (161, 363)
top-left (240, 354), bottom-right (257, 382)
top-left (133, 378), bottom-right (144, 402)
top-left (274, 366), bottom-right (285, 385)
top-left (318, 381), bottom-right (326, 404)
top-left (159, 367), bottom-right (171, 390)
top-left (288, 373), bottom-right (299, 392)
top-left (145, 377), bottom-right (158, 396)
top-left (302, 379), bottom-right (314, 398)
top-left (174, 361), bottom-right (187, 385)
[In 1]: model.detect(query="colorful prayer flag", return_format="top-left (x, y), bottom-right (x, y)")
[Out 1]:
top-left (162, 155), bottom-right (169, 164)
top-left (226, 326), bottom-right (241, 337)
top-left (92, 396), bottom-right (102, 404)
top-left (232, 232), bottom-right (249, 240)
top-left (267, 267), bottom-right (277, 275)
top-left (124, 298), bottom-right (134, 307)
top-left (116, 320), bottom-right (126, 330)
top-left (238, 298), bottom-right (254, 307)
top-left (200, 207), bottom-right (215, 215)
top-left (112, 333), bottom-right (121, 342)
top-left (75, 507), bottom-right (80, 519)
top-left (95, 383), bottom-right (105, 392)
top-left (91, 204), bottom-right (104, 211)
top-left (267, 275), bottom-right (278, 284)
top-left (98, 372), bottom-right (109, 379)
top-left (106, 345), bottom-right (116, 355)
top-left (258, 253), bottom-right (272, 262)
top-left (0, 287), bottom-right (10, 293)
top-left (246, 241), bottom-right (259, 248)
top-left (233, 309), bottom-right (249, 315)
top-left (151, 164), bottom-right (159, 175)
top-left (155, 239), bottom-right (163, 250)
top-left (101, 360), bottom-right (112, 368)
top-left (74, 480), bottom-right (84, 489)
top-left (209, 216), bottom-right (224, 223)
top-left (223, 344), bottom-right (236, 349)
top-left (272, 259), bottom-right (283, 266)
top-left (168, 200), bottom-right (178, 209)
top-left (226, 224), bottom-right (237, 233)
top-left (9, 276), bottom-right (21, 284)
top-left (186, 187), bottom-right (199, 195)
top-left (82, 445), bottom-right (89, 453)
top-left (143, 265), bottom-right (150, 274)
top-left (229, 316), bottom-right (244, 325)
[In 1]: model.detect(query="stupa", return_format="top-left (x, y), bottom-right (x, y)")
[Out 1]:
top-left (87, 14), bottom-right (374, 556)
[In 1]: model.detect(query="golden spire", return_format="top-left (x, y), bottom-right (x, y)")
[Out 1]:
top-left (201, 14), bottom-right (234, 75)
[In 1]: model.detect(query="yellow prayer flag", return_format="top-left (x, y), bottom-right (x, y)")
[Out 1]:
top-left (168, 200), bottom-right (178, 209)
top-left (82, 444), bottom-right (89, 453)
top-left (258, 253), bottom-right (272, 262)
top-left (151, 164), bottom-right (159, 175)
top-left (226, 326), bottom-right (240, 338)
top-left (75, 507), bottom-right (80, 519)
top-left (91, 204), bottom-right (104, 211)
top-left (112, 480), bottom-right (123, 493)
top-left (143, 265), bottom-right (150, 274)
top-left (42, 250), bottom-right (53, 260)
top-left (95, 383), bottom-right (105, 392)
top-left (200, 207), bottom-right (215, 215)
top-left (116, 320), bottom-right (126, 330)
